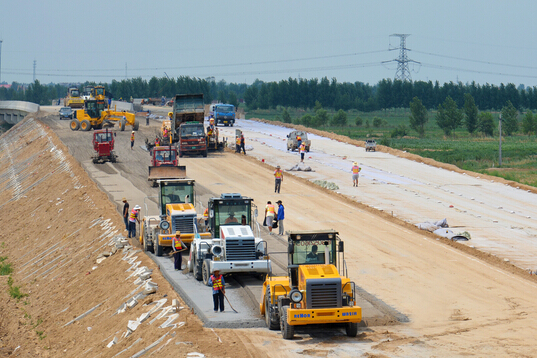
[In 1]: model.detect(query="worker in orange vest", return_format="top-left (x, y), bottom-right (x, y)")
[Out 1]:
top-left (172, 231), bottom-right (185, 270)
top-left (352, 161), bottom-right (361, 187)
top-left (130, 131), bottom-right (135, 150)
top-left (299, 142), bottom-right (306, 162)
top-left (274, 165), bottom-right (283, 193)
top-left (235, 135), bottom-right (241, 153)
top-left (265, 201), bottom-right (275, 235)
top-left (208, 268), bottom-right (226, 312)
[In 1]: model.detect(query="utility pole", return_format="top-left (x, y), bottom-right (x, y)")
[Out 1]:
top-left (383, 34), bottom-right (420, 82)
top-left (0, 40), bottom-right (3, 83)
top-left (33, 60), bottom-right (36, 82)
top-left (499, 114), bottom-right (502, 166)
top-left (125, 63), bottom-right (127, 79)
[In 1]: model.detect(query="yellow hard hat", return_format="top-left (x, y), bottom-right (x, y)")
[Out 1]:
top-left (175, 231), bottom-right (181, 236)
top-left (168, 112), bottom-right (173, 117)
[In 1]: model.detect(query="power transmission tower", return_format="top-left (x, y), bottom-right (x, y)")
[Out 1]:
top-left (33, 60), bottom-right (36, 82)
top-left (384, 34), bottom-right (420, 82)
top-left (0, 40), bottom-right (3, 83)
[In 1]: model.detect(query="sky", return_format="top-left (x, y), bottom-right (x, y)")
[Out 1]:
top-left (1, 0), bottom-right (537, 88)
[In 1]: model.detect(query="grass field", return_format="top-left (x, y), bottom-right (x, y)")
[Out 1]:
top-left (246, 107), bottom-right (537, 187)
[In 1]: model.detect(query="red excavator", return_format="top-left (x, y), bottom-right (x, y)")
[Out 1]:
top-left (92, 128), bottom-right (117, 164)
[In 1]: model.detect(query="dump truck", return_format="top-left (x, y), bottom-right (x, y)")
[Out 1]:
top-left (92, 128), bottom-right (117, 164)
top-left (171, 94), bottom-right (207, 157)
top-left (148, 146), bottom-right (186, 187)
top-left (188, 193), bottom-right (271, 285)
top-left (64, 87), bottom-right (85, 108)
top-left (210, 103), bottom-right (236, 126)
top-left (260, 230), bottom-right (361, 339)
top-left (140, 178), bottom-right (211, 256)
top-left (70, 100), bottom-right (139, 131)
top-left (287, 130), bottom-right (311, 152)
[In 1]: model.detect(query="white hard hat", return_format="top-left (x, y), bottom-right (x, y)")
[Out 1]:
top-left (133, 205), bottom-right (141, 210)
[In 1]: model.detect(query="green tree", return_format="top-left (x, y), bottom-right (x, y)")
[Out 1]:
top-left (409, 96), bottom-right (428, 137)
top-left (300, 114), bottom-right (313, 127)
top-left (314, 108), bottom-right (329, 127)
top-left (463, 93), bottom-right (478, 134)
top-left (372, 117), bottom-right (383, 127)
top-left (355, 116), bottom-right (363, 126)
top-left (330, 109), bottom-right (347, 126)
top-left (228, 91), bottom-right (239, 108)
top-left (282, 108), bottom-right (292, 123)
top-left (313, 100), bottom-right (322, 111)
top-left (478, 112), bottom-right (495, 137)
top-left (436, 96), bottom-right (462, 136)
top-left (521, 111), bottom-right (536, 135)
top-left (501, 100), bottom-right (518, 136)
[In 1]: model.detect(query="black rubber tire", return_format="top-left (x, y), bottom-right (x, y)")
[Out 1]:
top-left (265, 289), bottom-right (279, 330)
top-left (346, 322), bottom-right (358, 337)
top-left (280, 307), bottom-right (294, 339)
top-left (202, 149), bottom-right (208, 158)
top-left (155, 238), bottom-right (163, 256)
top-left (120, 120), bottom-right (126, 131)
top-left (133, 120), bottom-right (139, 131)
top-left (70, 120), bottom-right (80, 131)
top-left (193, 254), bottom-right (202, 281)
top-left (202, 259), bottom-right (211, 286)
top-left (80, 120), bottom-right (91, 131)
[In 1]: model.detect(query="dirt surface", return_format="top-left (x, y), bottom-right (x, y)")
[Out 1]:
top-left (2, 110), bottom-right (537, 357)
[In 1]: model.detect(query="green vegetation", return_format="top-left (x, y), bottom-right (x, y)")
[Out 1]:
top-left (0, 256), bottom-right (13, 275)
top-left (7, 276), bottom-right (28, 301)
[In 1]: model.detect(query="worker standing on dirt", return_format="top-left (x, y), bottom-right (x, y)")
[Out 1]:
top-left (128, 205), bottom-right (141, 238)
top-left (352, 161), bottom-right (361, 187)
top-left (122, 197), bottom-right (129, 232)
top-left (155, 136), bottom-right (160, 147)
top-left (208, 269), bottom-right (225, 313)
top-left (276, 200), bottom-right (285, 236)
top-left (172, 231), bottom-right (185, 271)
top-left (297, 135), bottom-right (302, 148)
top-left (240, 134), bottom-right (246, 154)
top-left (274, 165), bottom-right (283, 193)
top-left (299, 142), bottom-right (306, 162)
top-left (130, 131), bottom-right (135, 150)
top-left (146, 111), bottom-right (150, 126)
top-left (265, 201), bottom-right (275, 235)
top-left (235, 135), bottom-right (241, 153)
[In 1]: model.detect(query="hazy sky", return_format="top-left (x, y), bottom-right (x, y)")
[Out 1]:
top-left (1, 0), bottom-right (537, 87)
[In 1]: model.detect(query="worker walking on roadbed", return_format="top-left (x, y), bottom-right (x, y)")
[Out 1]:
top-left (122, 197), bottom-right (129, 232)
top-left (240, 133), bottom-right (246, 155)
top-left (274, 165), bottom-right (283, 193)
top-left (235, 135), bottom-right (241, 153)
top-left (299, 142), bottom-right (306, 162)
top-left (130, 131), bottom-right (135, 150)
top-left (172, 231), bottom-right (185, 271)
top-left (276, 200), bottom-right (285, 236)
top-left (265, 201), bottom-right (275, 235)
top-left (352, 161), bottom-right (361, 187)
top-left (208, 269), bottom-right (225, 313)
top-left (128, 205), bottom-right (141, 238)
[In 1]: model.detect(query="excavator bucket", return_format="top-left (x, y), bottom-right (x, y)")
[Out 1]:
top-left (148, 165), bottom-right (186, 184)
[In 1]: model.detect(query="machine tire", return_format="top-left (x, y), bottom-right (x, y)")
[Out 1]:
top-left (143, 232), bottom-right (154, 253)
top-left (120, 119), bottom-right (126, 131)
top-left (155, 238), bottom-right (163, 256)
top-left (345, 322), bottom-right (358, 337)
top-left (133, 120), bottom-right (139, 131)
top-left (92, 158), bottom-right (98, 164)
top-left (70, 120), bottom-right (80, 131)
top-left (193, 254), bottom-right (203, 281)
top-left (80, 120), bottom-right (91, 131)
top-left (265, 289), bottom-right (279, 330)
top-left (179, 150), bottom-right (183, 158)
top-left (202, 148), bottom-right (208, 158)
top-left (280, 307), bottom-right (294, 339)
top-left (202, 259), bottom-right (211, 286)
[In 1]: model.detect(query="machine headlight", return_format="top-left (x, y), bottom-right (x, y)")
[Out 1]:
top-left (212, 245), bottom-right (223, 257)
top-left (290, 289), bottom-right (303, 303)
top-left (159, 221), bottom-right (170, 230)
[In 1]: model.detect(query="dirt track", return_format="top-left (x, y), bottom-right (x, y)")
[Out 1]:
top-left (1, 109), bottom-right (537, 357)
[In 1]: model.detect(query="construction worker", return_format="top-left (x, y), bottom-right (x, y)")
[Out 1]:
top-left (297, 135), bottom-right (302, 148)
top-left (208, 268), bottom-right (225, 313)
top-left (155, 136), bottom-right (160, 147)
top-left (235, 135), bottom-right (241, 153)
top-left (274, 165), bottom-right (283, 193)
top-left (146, 111), bottom-right (150, 126)
top-left (352, 161), bottom-right (361, 187)
top-left (122, 197), bottom-right (129, 231)
top-left (172, 231), bottom-right (185, 271)
top-left (240, 134), bottom-right (246, 155)
top-left (225, 212), bottom-right (238, 224)
top-left (203, 207), bottom-right (209, 229)
top-left (299, 142), bottom-right (306, 162)
top-left (276, 200), bottom-right (285, 236)
top-left (130, 131), bottom-right (135, 150)
top-left (128, 205), bottom-right (141, 238)
top-left (265, 201), bottom-right (275, 235)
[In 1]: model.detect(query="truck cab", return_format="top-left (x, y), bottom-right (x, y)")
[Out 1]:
top-left (260, 230), bottom-right (361, 339)
top-left (211, 104), bottom-right (236, 127)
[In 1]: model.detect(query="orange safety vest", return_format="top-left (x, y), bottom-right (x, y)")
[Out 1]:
top-left (297, 136), bottom-right (301, 141)
top-left (299, 143), bottom-right (306, 153)
top-left (211, 275), bottom-right (223, 290)
top-left (203, 208), bottom-right (208, 217)
top-left (129, 209), bottom-right (138, 222)
top-left (352, 165), bottom-right (360, 174)
top-left (131, 133), bottom-right (135, 141)
top-left (274, 169), bottom-right (283, 179)
top-left (155, 138), bottom-right (160, 146)
top-left (266, 204), bottom-right (275, 216)
top-left (172, 236), bottom-right (183, 250)
top-left (236, 137), bottom-right (241, 145)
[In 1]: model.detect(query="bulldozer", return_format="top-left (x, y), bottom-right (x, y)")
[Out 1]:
top-left (260, 230), bottom-right (361, 339)
top-left (147, 146), bottom-right (186, 187)
top-left (70, 100), bottom-right (139, 131)
top-left (140, 178), bottom-right (211, 256)
top-left (92, 128), bottom-right (117, 164)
